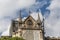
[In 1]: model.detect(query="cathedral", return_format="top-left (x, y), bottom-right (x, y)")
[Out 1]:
top-left (10, 10), bottom-right (44, 40)
top-left (9, 10), bottom-right (60, 40)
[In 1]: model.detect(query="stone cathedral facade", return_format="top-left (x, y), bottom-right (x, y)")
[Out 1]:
top-left (9, 11), bottom-right (60, 40)
top-left (10, 11), bottom-right (44, 40)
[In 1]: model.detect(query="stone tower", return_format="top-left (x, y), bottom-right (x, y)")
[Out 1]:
top-left (10, 10), bottom-right (44, 40)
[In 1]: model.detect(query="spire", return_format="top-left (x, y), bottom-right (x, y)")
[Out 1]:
top-left (19, 10), bottom-right (22, 19)
top-left (37, 9), bottom-right (41, 24)
top-left (20, 10), bottom-right (22, 22)
top-left (43, 17), bottom-right (44, 27)
top-left (29, 10), bottom-right (31, 16)
top-left (42, 17), bottom-right (45, 40)
top-left (18, 10), bottom-right (22, 22)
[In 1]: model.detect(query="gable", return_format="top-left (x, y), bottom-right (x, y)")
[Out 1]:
top-left (23, 15), bottom-right (37, 28)
top-left (24, 15), bottom-right (36, 23)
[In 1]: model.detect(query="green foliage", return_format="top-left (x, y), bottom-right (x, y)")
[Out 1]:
top-left (0, 37), bottom-right (24, 40)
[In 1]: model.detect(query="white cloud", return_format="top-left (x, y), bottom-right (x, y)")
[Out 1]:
top-left (0, 0), bottom-right (36, 36)
top-left (1, 25), bottom-right (10, 36)
top-left (45, 0), bottom-right (60, 37)
top-left (17, 0), bottom-right (36, 8)
top-left (0, 0), bottom-right (36, 18)
top-left (0, 19), bottom-right (11, 33)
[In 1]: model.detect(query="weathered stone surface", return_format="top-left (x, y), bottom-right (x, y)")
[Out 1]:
top-left (10, 14), bottom-right (44, 40)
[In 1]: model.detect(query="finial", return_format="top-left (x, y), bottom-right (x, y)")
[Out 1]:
top-left (18, 10), bottom-right (22, 22)
top-left (29, 10), bottom-right (32, 16)
top-left (37, 9), bottom-right (41, 24)
top-left (19, 10), bottom-right (21, 18)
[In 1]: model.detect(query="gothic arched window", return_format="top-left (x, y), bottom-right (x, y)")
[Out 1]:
top-left (27, 20), bottom-right (33, 25)
top-left (26, 20), bottom-right (33, 28)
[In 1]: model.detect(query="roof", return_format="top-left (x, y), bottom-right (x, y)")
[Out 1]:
top-left (24, 15), bottom-right (36, 23)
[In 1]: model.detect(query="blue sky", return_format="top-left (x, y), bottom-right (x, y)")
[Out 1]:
top-left (19, 0), bottom-right (51, 17)
top-left (0, 0), bottom-right (60, 37)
